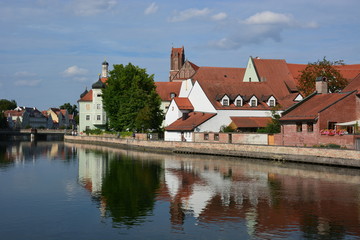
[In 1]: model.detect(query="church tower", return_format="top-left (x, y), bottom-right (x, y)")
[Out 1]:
top-left (101, 60), bottom-right (109, 78)
top-left (169, 46), bottom-right (185, 81)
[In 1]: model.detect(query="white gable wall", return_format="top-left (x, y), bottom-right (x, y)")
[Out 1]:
top-left (188, 81), bottom-right (216, 113)
top-left (179, 79), bottom-right (193, 97)
top-left (164, 100), bottom-right (183, 126)
top-left (243, 57), bottom-right (260, 82)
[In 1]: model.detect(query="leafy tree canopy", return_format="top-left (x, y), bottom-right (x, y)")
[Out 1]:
top-left (257, 106), bottom-right (281, 134)
top-left (59, 103), bottom-right (78, 116)
top-left (297, 57), bottom-right (348, 96)
top-left (0, 99), bottom-right (17, 112)
top-left (102, 63), bottom-right (163, 132)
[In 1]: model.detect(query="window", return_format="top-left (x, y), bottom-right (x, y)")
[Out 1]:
top-left (170, 92), bottom-right (176, 99)
top-left (86, 104), bottom-right (90, 110)
top-left (251, 99), bottom-right (257, 107)
top-left (97, 94), bottom-right (102, 97)
top-left (204, 133), bottom-right (209, 140)
top-left (97, 104), bottom-right (101, 109)
top-left (86, 115), bottom-right (90, 121)
top-left (296, 122), bottom-right (302, 132)
top-left (223, 99), bottom-right (229, 106)
top-left (249, 77), bottom-right (252, 82)
top-left (97, 115), bottom-right (101, 121)
top-left (269, 99), bottom-right (275, 107)
top-left (214, 133), bottom-right (219, 141)
top-left (236, 99), bottom-right (242, 106)
top-left (328, 122), bottom-right (337, 130)
top-left (85, 126), bottom-right (90, 131)
top-left (307, 122), bottom-right (313, 132)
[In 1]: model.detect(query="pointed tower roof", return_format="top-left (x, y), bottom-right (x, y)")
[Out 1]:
top-left (80, 87), bottom-right (88, 98)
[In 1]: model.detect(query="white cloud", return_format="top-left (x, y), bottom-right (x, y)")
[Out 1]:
top-left (169, 8), bottom-right (211, 22)
top-left (144, 2), bottom-right (158, 15)
top-left (14, 79), bottom-right (42, 87)
top-left (245, 11), bottom-right (293, 25)
top-left (210, 11), bottom-right (318, 50)
top-left (71, 0), bottom-right (117, 16)
top-left (63, 65), bottom-right (88, 77)
top-left (14, 71), bottom-right (37, 77)
top-left (212, 12), bottom-right (227, 21)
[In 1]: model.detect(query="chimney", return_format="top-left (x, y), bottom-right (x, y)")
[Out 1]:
top-left (316, 76), bottom-right (328, 94)
top-left (182, 112), bottom-right (189, 120)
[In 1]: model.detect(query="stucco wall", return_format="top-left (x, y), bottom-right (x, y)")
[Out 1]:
top-left (194, 132), bottom-right (268, 145)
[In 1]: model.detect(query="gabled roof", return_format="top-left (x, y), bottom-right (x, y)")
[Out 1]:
top-left (155, 82), bottom-right (181, 101)
top-left (287, 63), bottom-right (360, 86)
top-left (4, 110), bottom-right (24, 117)
top-left (230, 117), bottom-right (271, 128)
top-left (343, 73), bottom-right (360, 92)
top-left (165, 112), bottom-right (216, 131)
top-left (280, 92), bottom-right (355, 121)
top-left (192, 60), bottom-right (300, 110)
top-left (174, 97), bottom-right (194, 110)
top-left (78, 89), bottom-right (93, 102)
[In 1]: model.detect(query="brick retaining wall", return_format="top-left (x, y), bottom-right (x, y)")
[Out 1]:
top-left (65, 135), bottom-right (360, 168)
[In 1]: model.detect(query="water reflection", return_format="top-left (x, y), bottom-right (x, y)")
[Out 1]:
top-left (73, 143), bottom-right (360, 239)
top-left (0, 141), bottom-right (76, 169)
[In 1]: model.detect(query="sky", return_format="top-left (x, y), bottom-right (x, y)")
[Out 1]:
top-left (1, 0), bottom-right (359, 110)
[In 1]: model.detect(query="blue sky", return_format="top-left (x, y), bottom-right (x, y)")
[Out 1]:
top-left (1, 0), bottom-right (359, 110)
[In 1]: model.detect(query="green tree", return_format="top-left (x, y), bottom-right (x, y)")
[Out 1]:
top-left (59, 103), bottom-right (78, 116)
top-left (102, 63), bottom-right (163, 132)
top-left (0, 99), bottom-right (17, 111)
top-left (257, 106), bottom-right (281, 134)
top-left (297, 57), bottom-right (348, 96)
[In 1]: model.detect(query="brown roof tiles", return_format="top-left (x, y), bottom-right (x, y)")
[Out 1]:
top-left (165, 112), bottom-right (216, 131)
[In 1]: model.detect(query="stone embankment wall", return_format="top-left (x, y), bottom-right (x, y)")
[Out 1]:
top-left (65, 135), bottom-right (360, 168)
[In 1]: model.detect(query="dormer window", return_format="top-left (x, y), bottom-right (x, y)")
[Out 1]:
top-left (221, 95), bottom-right (230, 106)
top-left (249, 96), bottom-right (258, 107)
top-left (235, 96), bottom-right (243, 107)
top-left (170, 92), bottom-right (176, 99)
top-left (269, 100), bottom-right (275, 107)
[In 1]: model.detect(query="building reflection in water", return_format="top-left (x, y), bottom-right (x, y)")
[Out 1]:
top-left (73, 143), bottom-right (360, 238)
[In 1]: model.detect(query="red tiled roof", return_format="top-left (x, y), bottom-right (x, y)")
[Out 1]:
top-left (287, 63), bottom-right (360, 86)
top-left (165, 112), bottom-right (216, 131)
top-left (343, 73), bottom-right (360, 92)
top-left (280, 92), bottom-right (354, 121)
top-left (155, 82), bottom-right (181, 101)
top-left (4, 110), bottom-right (23, 117)
top-left (78, 89), bottom-right (93, 102)
top-left (230, 117), bottom-right (271, 128)
top-left (174, 97), bottom-right (193, 110)
top-left (193, 61), bottom-right (298, 110)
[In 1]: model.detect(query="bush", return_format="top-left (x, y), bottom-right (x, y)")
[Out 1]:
top-left (312, 143), bottom-right (341, 149)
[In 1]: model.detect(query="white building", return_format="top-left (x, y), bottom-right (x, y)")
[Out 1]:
top-left (164, 57), bottom-right (304, 141)
top-left (78, 61), bottom-right (108, 133)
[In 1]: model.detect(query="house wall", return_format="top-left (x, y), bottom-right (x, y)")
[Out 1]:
top-left (165, 131), bottom-right (193, 142)
top-left (179, 79), bottom-right (193, 97)
top-left (79, 101), bottom-right (94, 133)
top-left (198, 109), bottom-right (273, 132)
top-left (164, 100), bottom-right (183, 127)
top-left (188, 81), bottom-right (216, 113)
top-left (278, 122), bottom-right (356, 149)
top-left (318, 94), bottom-right (357, 130)
top-left (278, 94), bottom-right (359, 149)
top-left (92, 88), bottom-right (107, 126)
top-left (194, 132), bottom-right (268, 145)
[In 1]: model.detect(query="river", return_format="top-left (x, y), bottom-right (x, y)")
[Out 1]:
top-left (0, 141), bottom-right (360, 240)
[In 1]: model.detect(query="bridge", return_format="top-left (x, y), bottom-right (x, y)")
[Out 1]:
top-left (0, 129), bottom-right (72, 141)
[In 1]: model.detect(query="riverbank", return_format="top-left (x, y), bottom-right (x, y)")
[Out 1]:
top-left (65, 135), bottom-right (360, 168)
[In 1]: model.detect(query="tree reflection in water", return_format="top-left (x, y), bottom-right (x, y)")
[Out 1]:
top-left (101, 154), bottom-right (162, 227)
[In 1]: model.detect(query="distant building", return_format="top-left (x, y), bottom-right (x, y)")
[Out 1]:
top-left (78, 61), bottom-right (108, 133)
top-left (4, 107), bottom-right (48, 129)
top-left (46, 108), bottom-right (70, 129)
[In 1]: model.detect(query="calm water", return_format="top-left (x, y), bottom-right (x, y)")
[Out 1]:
top-left (1, 141), bottom-right (360, 240)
